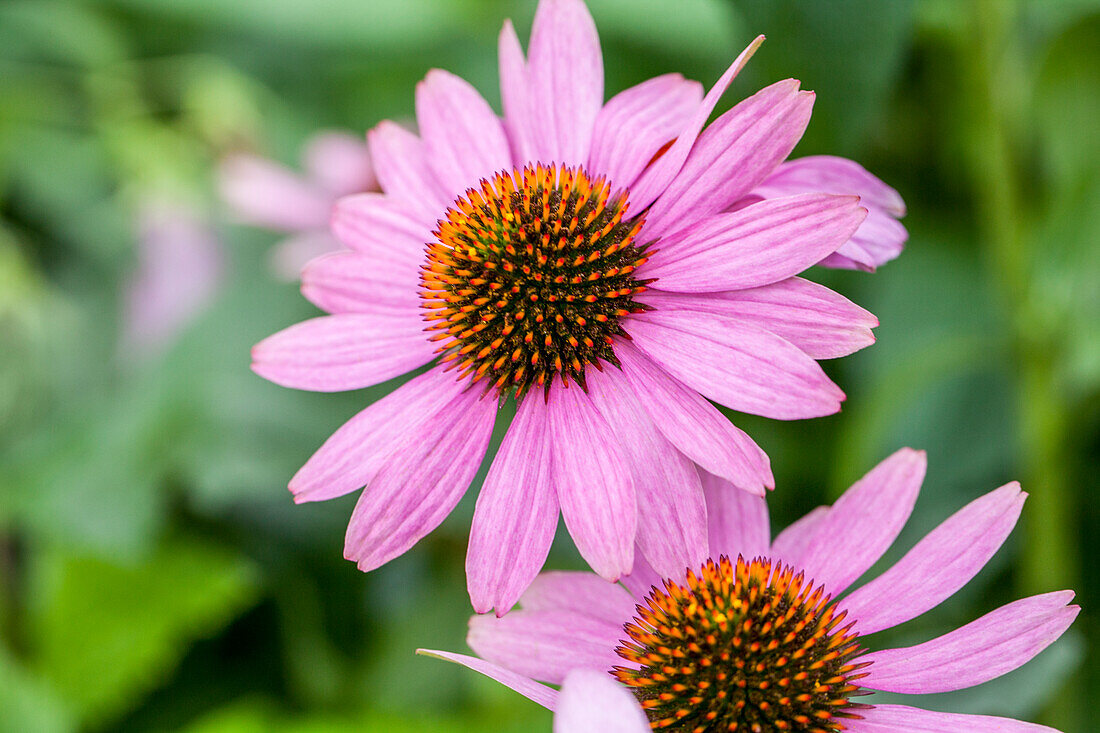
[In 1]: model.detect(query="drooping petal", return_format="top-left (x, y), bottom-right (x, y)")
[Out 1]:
top-left (616, 343), bottom-right (773, 493)
top-left (629, 35), bottom-right (765, 211)
top-left (525, 0), bottom-right (603, 166)
top-left (519, 571), bottom-right (637, 625)
top-left (643, 79), bottom-right (815, 240)
top-left (303, 131), bottom-right (377, 197)
top-left (417, 69), bottom-right (512, 196)
top-left (859, 591), bottom-right (1079, 694)
top-left (827, 206), bottom-right (908, 270)
top-left (588, 73), bottom-right (703, 190)
top-left (843, 483), bottom-right (1026, 635)
top-left (468, 609), bottom-right (623, 684)
top-left (846, 704), bottom-right (1058, 733)
top-left (498, 19), bottom-right (537, 164)
top-left (641, 194), bottom-right (866, 292)
top-left (547, 385), bottom-right (636, 581)
top-left (300, 250), bottom-right (420, 314)
top-left (628, 309), bottom-right (845, 420)
top-left (700, 470), bottom-right (770, 562)
top-left (467, 397), bottom-right (559, 616)
top-left (416, 650), bottom-right (558, 710)
top-left (768, 505), bottom-right (829, 566)
top-left (367, 121), bottom-right (451, 224)
top-left (288, 368), bottom-right (465, 502)
top-left (555, 669), bottom-right (651, 733)
top-left (343, 387), bottom-right (496, 571)
top-left (251, 312), bottom-right (433, 392)
top-left (640, 278), bottom-right (877, 360)
top-left (330, 192), bottom-right (432, 267)
top-left (585, 365), bottom-right (708, 579)
top-left (219, 154), bottom-right (332, 231)
top-left (790, 448), bottom-right (926, 596)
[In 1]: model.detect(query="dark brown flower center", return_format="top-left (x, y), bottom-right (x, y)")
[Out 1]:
top-left (420, 164), bottom-right (653, 399)
top-left (614, 557), bottom-right (870, 732)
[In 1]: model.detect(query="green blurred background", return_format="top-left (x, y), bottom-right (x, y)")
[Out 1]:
top-left (1, 0), bottom-right (1097, 730)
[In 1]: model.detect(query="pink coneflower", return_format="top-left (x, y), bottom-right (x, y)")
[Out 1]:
top-left (422, 449), bottom-right (1079, 731)
top-left (253, 0), bottom-right (904, 613)
top-left (220, 131), bottom-right (377, 278)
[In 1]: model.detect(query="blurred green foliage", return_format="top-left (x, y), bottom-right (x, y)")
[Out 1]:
top-left (0, 0), bottom-right (1097, 731)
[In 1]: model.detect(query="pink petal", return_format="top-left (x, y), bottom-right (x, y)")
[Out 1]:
top-left (300, 250), bottom-right (420, 314)
top-left (467, 397), bottom-right (559, 616)
top-left (498, 19), bottom-right (537, 165)
top-left (547, 384), bottom-right (636, 581)
top-left (330, 192), bottom-right (430, 267)
top-left (303, 131), bottom-right (377, 196)
top-left (628, 309), bottom-right (845, 419)
top-left (847, 704), bottom-right (1059, 732)
top-left (468, 609), bottom-right (623, 684)
top-left (367, 121), bottom-right (450, 224)
top-left (700, 470), bottom-right (770, 562)
top-left (838, 206), bottom-right (909, 269)
top-left (343, 387), bottom-right (496, 571)
top-left (588, 73), bottom-right (703, 190)
top-left (620, 552), bottom-right (667, 601)
top-left (768, 504), bottom-right (829, 566)
top-left (288, 368), bottom-right (466, 502)
top-left (416, 69), bottom-right (512, 196)
top-left (269, 230), bottom-right (344, 281)
top-left (629, 36), bottom-right (765, 212)
top-left (639, 278), bottom-right (877, 360)
top-left (843, 483), bottom-right (1026, 635)
top-left (219, 153), bottom-right (332, 231)
top-left (642, 194), bottom-right (866, 292)
top-left (556, 669), bottom-right (650, 733)
top-left (859, 591), bottom-right (1079, 694)
top-left (643, 79), bottom-right (815, 241)
top-left (616, 342), bottom-right (773, 493)
top-left (791, 448), bottom-right (926, 596)
top-left (416, 650), bottom-right (558, 710)
top-left (251, 312), bottom-right (432, 392)
top-left (585, 365), bottom-right (708, 579)
top-left (525, 0), bottom-right (603, 166)
top-left (519, 571), bottom-right (637, 626)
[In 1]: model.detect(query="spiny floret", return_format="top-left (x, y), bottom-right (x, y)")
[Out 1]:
top-left (420, 164), bottom-right (654, 399)
top-left (613, 557), bottom-right (871, 732)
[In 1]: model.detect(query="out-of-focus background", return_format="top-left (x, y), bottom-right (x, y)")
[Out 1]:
top-left (0, 0), bottom-right (1097, 730)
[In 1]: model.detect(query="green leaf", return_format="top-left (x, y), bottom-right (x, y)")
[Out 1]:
top-left (26, 536), bottom-right (259, 726)
top-left (0, 644), bottom-right (75, 733)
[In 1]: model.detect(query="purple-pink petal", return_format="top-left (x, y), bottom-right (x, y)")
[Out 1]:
top-left (269, 231), bottom-right (344, 281)
top-left (416, 69), bottom-right (512, 195)
top-left (547, 384), bottom-right (636, 581)
top-left (219, 154), bottom-right (332, 231)
top-left (303, 131), bottom-right (377, 197)
top-left (344, 386), bottom-right (496, 571)
top-left (525, 0), bottom-right (603, 166)
top-left (497, 19), bottom-right (537, 164)
top-left (466, 397), bottom-right (559, 616)
top-left (640, 278), bottom-right (877, 360)
top-left (848, 704), bottom-right (1058, 732)
top-left (468, 609), bottom-right (623, 685)
top-left (330, 192), bottom-right (431, 267)
top-left (768, 504), bottom-right (829, 567)
top-left (519, 571), bottom-right (637, 625)
top-left (300, 250), bottom-right (419, 315)
top-left (859, 591), bottom-right (1079, 694)
top-left (629, 35), bottom-right (764, 211)
top-left (791, 448), bottom-right (926, 596)
top-left (588, 73), bottom-right (703, 190)
top-left (416, 650), bottom-right (559, 710)
top-left (367, 121), bottom-right (450, 224)
top-left (585, 364), bottom-right (708, 579)
top-left (629, 309), bottom-right (845, 420)
top-left (555, 669), bottom-right (651, 733)
top-left (250, 311), bottom-right (433, 392)
top-left (643, 79), bottom-right (815, 240)
top-left (616, 343), bottom-right (772, 493)
top-left (700, 470), bottom-right (771, 562)
top-left (843, 482), bottom-right (1026, 635)
top-left (642, 194), bottom-right (866, 292)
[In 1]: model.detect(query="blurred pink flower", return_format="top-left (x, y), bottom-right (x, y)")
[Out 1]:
top-left (253, 0), bottom-right (900, 613)
top-left (219, 131), bottom-right (377, 278)
top-left (121, 197), bottom-right (224, 358)
top-left (424, 449), bottom-right (1078, 732)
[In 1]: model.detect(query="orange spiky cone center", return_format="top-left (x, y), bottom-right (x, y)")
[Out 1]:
top-left (420, 164), bottom-right (654, 399)
top-left (614, 557), bottom-right (871, 732)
